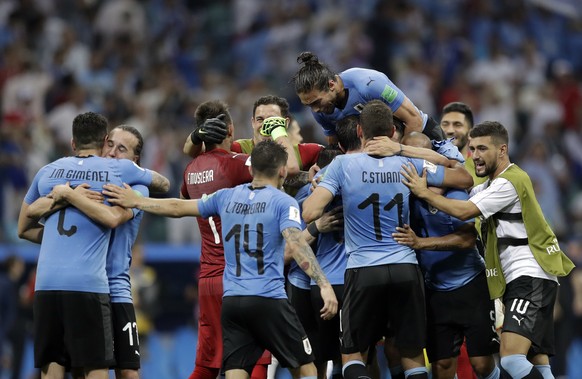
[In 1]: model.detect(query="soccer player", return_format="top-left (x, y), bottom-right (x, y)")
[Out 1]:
top-left (440, 102), bottom-right (487, 187)
top-left (394, 132), bottom-right (500, 379)
top-left (401, 121), bottom-right (575, 379)
top-left (180, 100), bottom-right (254, 379)
top-left (183, 95), bottom-right (323, 192)
top-left (302, 100), bottom-right (473, 379)
top-left (103, 140), bottom-right (338, 379)
top-left (17, 112), bottom-right (164, 379)
top-left (291, 51), bottom-right (444, 144)
top-left (24, 124), bottom-right (158, 379)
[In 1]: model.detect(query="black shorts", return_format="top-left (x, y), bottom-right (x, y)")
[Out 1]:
top-left (221, 296), bottom-right (314, 372)
top-left (341, 264), bottom-right (426, 355)
top-left (34, 290), bottom-right (115, 369)
top-left (310, 285), bottom-right (344, 363)
top-left (111, 302), bottom-right (140, 369)
top-left (425, 272), bottom-right (499, 362)
top-left (502, 276), bottom-right (558, 356)
top-left (288, 284), bottom-right (319, 359)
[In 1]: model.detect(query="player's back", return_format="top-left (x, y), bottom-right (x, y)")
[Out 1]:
top-left (201, 184), bottom-right (301, 299)
top-left (181, 149), bottom-right (251, 278)
top-left (27, 156), bottom-right (152, 293)
top-left (319, 153), bottom-right (423, 268)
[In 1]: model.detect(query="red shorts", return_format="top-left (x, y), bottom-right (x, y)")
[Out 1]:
top-left (196, 276), bottom-right (224, 368)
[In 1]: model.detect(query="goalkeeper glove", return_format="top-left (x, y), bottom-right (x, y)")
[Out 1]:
top-left (190, 114), bottom-right (228, 145)
top-left (259, 116), bottom-right (288, 140)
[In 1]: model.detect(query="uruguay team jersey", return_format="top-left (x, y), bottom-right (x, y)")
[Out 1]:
top-left (198, 184), bottom-right (302, 299)
top-left (313, 68), bottom-right (428, 136)
top-left (107, 184), bottom-right (148, 302)
top-left (411, 188), bottom-right (485, 291)
top-left (24, 156), bottom-right (153, 293)
top-left (318, 153), bottom-right (444, 269)
top-left (287, 183), bottom-right (310, 290)
top-left (181, 148), bottom-right (252, 278)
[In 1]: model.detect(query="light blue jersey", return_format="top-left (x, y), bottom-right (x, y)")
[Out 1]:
top-left (24, 156), bottom-right (153, 293)
top-left (318, 153), bottom-right (444, 269)
top-left (309, 167), bottom-right (346, 286)
top-left (198, 184), bottom-right (303, 299)
top-left (107, 184), bottom-right (149, 303)
top-left (313, 68), bottom-right (428, 136)
top-left (411, 189), bottom-right (485, 291)
top-left (287, 183), bottom-right (311, 290)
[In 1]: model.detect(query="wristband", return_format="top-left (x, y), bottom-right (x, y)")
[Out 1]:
top-left (271, 126), bottom-right (288, 141)
top-left (190, 130), bottom-right (202, 145)
top-left (307, 222), bottom-right (319, 238)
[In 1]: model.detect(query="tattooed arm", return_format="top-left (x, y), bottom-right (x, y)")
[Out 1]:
top-left (282, 227), bottom-right (338, 319)
top-left (149, 170), bottom-right (171, 194)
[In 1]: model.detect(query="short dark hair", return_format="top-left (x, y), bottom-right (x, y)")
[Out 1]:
top-left (442, 102), bottom-right (474, 128)
top-left (194, 100), bottom-right (232, 127)
top-left (360, 100), bottom-right (394, 140)
top-left (111, 125), bottom-right (144, 165)
top-left (316, 144), bottom-right (342, 168)
top-left (336, 115), bottom-right (361, 152)
top-left (72, 112), bottom-right (108, 149)
top-left (470, 121), bottom-right (509, 146)
top-left (250, 140), bottom-right (288, 177)
top-left (291, 52), bottom-right (336, 94)
top-left (252, 95), bottom-right (290, 118)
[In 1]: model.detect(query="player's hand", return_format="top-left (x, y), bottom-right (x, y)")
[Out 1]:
top-left (319, 284), bottom-right (338, 320)
top-left (316, 206), bottom-right (343, 233)
top-left (49, 182), bottom-right (74, 207)
top-left (103, 183), bottom-right (139, 208)
top-left (190, 114), bottom-right (228, 145)
top-left (392, 224), bottom-right (420, 249)
top-left (259, 116), bottom-right (288, 140)
top-left (73, 183), bottom-right (104, 203)
top-left (308, 163), bottom-right (320, 182)
top-left (364, 136), bottom-right (400, 156)
top-left (401, 162), bottom-right (429, 197)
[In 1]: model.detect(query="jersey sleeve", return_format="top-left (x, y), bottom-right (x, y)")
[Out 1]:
top-left (24, 168), bottom-right (46, 204)
top-left (361, 72), bottom-right (405, 112)
top-left (276, 195), bottom-right (303, 233)
top-left (317, 157), bottom-right (343, 197)
top-left (119, 159), bottom-right (154, 186)
top-left (407, 157), bottom-right (445, 187)
top-left (469, 178), bottom-right (518, 219)
top-left (197, 189), bottom-right (224, 219)
top-left (230, 141), bottom-right (243, 153)
top-left (297, 143), bottom-right (323, 168)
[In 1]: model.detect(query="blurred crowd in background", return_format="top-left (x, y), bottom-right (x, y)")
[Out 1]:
top-left (1, 0), bottom-right (582, 377)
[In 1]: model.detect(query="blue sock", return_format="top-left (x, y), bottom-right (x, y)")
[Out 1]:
top-left (500, 355), bottom-right (533, 379)
top-left (404, 366), bottom-right (428, 378)
top-left (534, 365), bottom-right (554, 379)
top-left (484, 365), bottom-right (500, 379)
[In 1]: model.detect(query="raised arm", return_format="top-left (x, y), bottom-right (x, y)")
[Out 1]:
top-left (103, 183), bottom-right (201, 218)
top-left (282, 227), bottom-right (338, 319)
top-left (365, 136), bottom-right (452, 166)
top-left (393, 97), bottom-right (423, 134)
